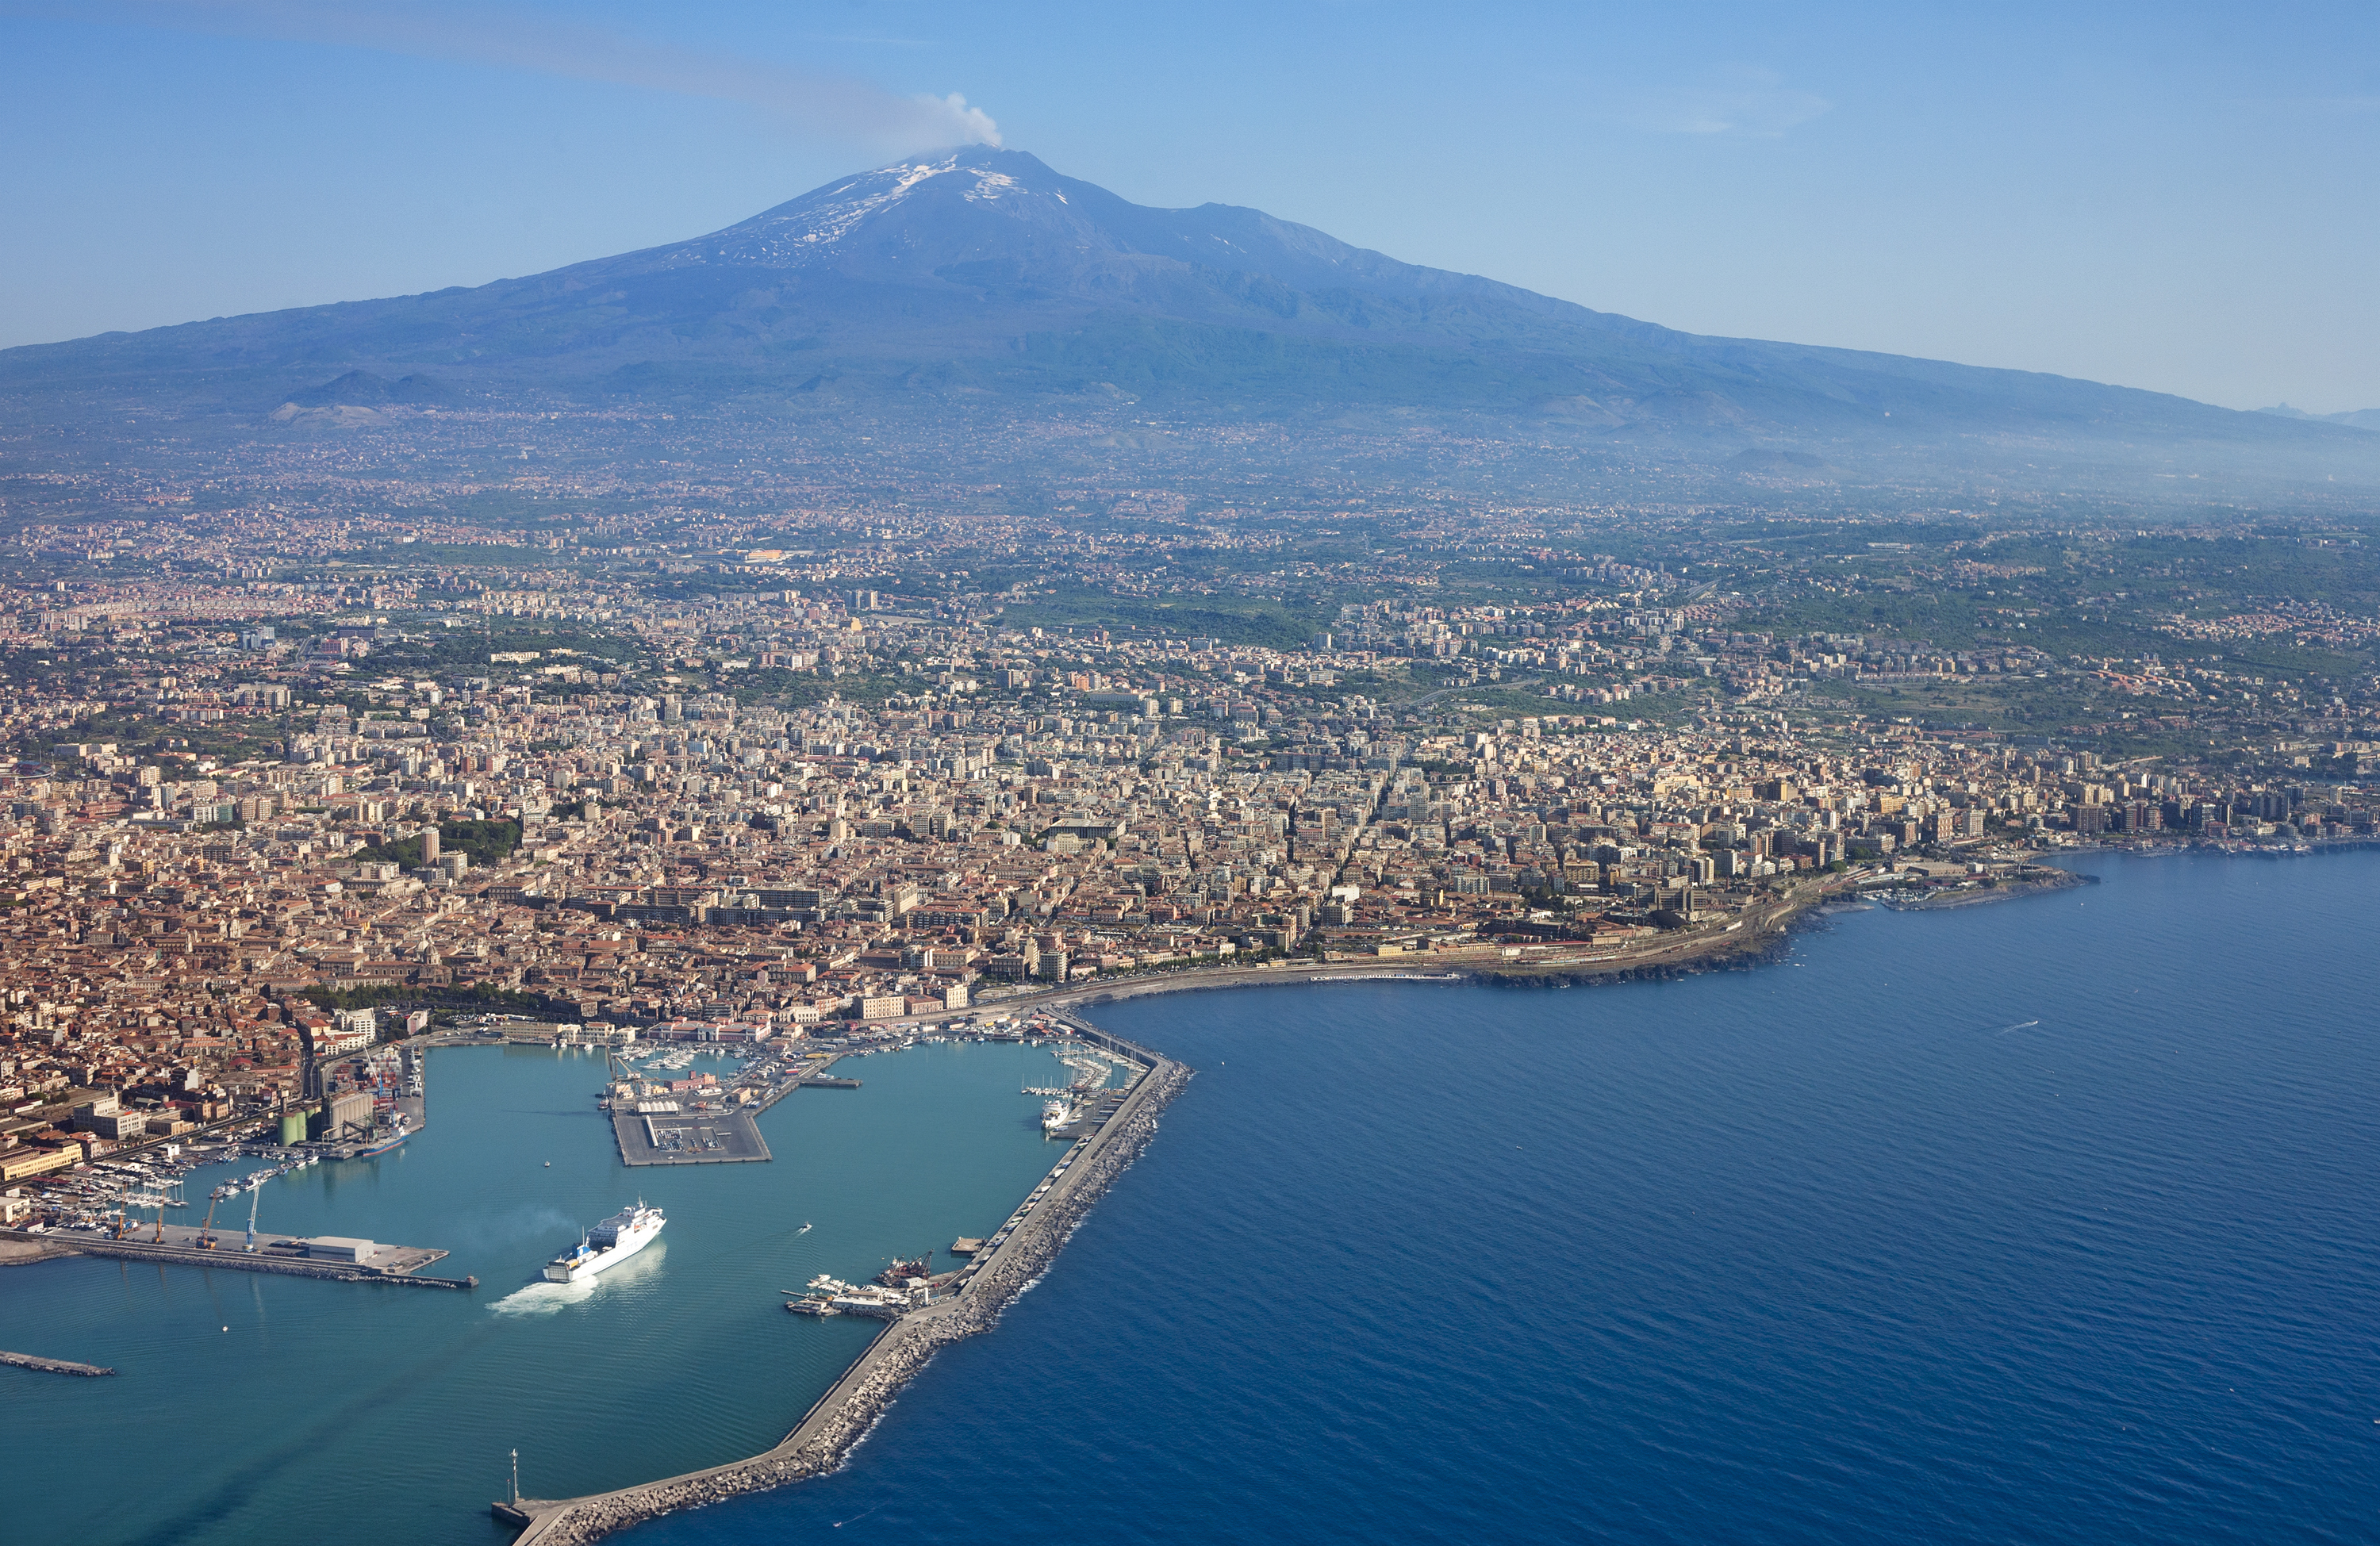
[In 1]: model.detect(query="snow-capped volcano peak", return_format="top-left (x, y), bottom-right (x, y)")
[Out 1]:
top-left (573, 144), bottom-right (1407, 302)
top-left (654, 148), bottom-right (1081, 272)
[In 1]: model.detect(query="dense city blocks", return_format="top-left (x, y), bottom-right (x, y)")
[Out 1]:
top-left (0, 473), bottom-right (2373, 1171)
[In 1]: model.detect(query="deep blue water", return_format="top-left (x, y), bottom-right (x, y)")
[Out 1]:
top-left (631, 851), bottom-right (2380, 1545)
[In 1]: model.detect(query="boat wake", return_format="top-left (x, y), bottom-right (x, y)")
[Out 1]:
top-left (489, 1279), bottom-right (597, 1315)
top-left (1993, 1019), bottom-right (2042, 1036)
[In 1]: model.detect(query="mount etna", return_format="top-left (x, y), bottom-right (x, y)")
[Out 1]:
top-left (3, 147), bottom-right (2372, 496)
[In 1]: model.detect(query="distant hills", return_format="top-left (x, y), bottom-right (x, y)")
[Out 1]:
top-left (2259, 403), bottom-right (2380, 432)
top-left (3, 145), bottom-right (2375, 492)
top-left (283, 370), bottom-right (458, 409)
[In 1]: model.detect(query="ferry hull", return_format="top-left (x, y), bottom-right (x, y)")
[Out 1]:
top-left (542, 1208), bottom-right (664, 1283)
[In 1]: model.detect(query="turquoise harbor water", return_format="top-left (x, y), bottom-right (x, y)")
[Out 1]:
top-left (10, 850), bottom-right (2380, 1545)
top-left (0, 1040), bottom-right (1077, 1546)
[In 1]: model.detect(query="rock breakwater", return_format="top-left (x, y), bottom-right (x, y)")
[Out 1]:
top-left (509, 1055), bottom-right (1193, 1546)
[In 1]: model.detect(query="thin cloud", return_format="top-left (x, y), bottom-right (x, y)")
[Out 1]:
top-left (1606, 66), bottom-right (1830, 138)
top-left (49, 0), bottom-right (1000, 149)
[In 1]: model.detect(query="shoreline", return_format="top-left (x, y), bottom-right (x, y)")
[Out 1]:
top-left (0, 1237), bottom-right (80, 1268)
top-left (1868, 868), bottom-right (2088, 912)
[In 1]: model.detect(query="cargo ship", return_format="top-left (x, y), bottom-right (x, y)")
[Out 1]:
top-left (350, 1113), bottom-right (411, 1159)
top-left (543, 1202), bottom-right (665, 1283)
top-left (351, 1129), bottom-right (407, 1159)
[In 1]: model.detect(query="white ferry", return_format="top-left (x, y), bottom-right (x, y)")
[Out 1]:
top-left (543, 1203), bottom-right (665, 1283)
top-left (1041, 1098), bottom-right (1073, 1135)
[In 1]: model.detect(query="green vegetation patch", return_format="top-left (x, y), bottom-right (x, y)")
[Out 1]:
top-left (301, 980), bottom-right (576, 1019)
top-left (353, 818), bottom-right (521, 868)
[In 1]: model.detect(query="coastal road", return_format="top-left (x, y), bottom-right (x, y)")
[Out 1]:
top-left (952, 873), bottom-right (1864, 1023)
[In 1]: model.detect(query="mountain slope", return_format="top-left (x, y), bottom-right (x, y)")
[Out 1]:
top-left (2, 146), bottom-right (2371, 476)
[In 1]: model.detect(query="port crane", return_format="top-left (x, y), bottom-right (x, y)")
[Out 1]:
top-left (196, 1183), bottom-right (232, 1249)
top-left (244, 1184), bottom-right (262, 1253)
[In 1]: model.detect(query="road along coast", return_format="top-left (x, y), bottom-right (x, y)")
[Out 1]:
top-left (994, 867), bottom-right (1849, 1011)
top-left (494, 1043), bottom-right (1192, 1545)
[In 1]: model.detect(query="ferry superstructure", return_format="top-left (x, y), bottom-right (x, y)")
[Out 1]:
top-left (543, 1203), bottom-right (665, 1283)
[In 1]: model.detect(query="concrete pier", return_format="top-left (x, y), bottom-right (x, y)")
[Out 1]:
top-left (610, 1107), bottom-right (771, 1166)
top-left (495, 1028), bottom-right (1191, 1546)
top-left (2, 1225), bottom-right (476, 1289)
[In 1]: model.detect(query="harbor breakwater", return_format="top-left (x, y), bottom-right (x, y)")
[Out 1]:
top-left (500, 1052), bottom-right (1195, 1546)
top-left (0, 1349), bottom-right (116, 1377)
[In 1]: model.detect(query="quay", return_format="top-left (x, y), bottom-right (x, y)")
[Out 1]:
top-left (609, 1107), bottom-right (770, 1167)
top-left (1, 1350), bottom-right (116, 1377)
top-left (493, 1021), bottom-right (1191, 1546)
top-left (2, 1223), bottom-right (477, 1289)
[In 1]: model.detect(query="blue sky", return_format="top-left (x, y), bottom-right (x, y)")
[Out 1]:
top-left (2, 1), bottom-right (2375, 412)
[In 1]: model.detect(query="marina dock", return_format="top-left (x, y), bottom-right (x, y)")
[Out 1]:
top-left (605, 1046), bottom-right (867, 1165)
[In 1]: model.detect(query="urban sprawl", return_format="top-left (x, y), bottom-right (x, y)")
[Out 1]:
top-left (2, 416), bottom-right (2378, 1203)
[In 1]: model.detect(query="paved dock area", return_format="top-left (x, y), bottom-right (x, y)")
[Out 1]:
top-left (5, 1222), bottom-right (473, 1287)
top-left (611, 1107), bottom-right (771, 1166)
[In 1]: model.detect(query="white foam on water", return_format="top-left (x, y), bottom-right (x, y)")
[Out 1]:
top-left (489, 1279), bottom-right (597, 1315)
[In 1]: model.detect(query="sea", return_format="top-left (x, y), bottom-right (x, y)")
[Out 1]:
top-left (7, 850), bottom-right (2380, 1544)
